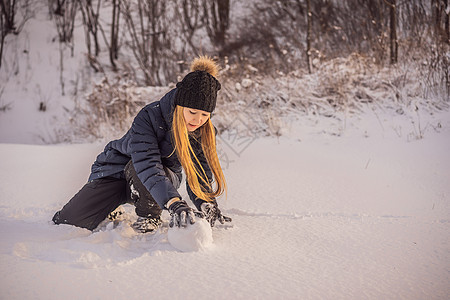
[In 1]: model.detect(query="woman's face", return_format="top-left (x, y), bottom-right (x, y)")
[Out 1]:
top-left (183, 107), bottom-right (211, 132)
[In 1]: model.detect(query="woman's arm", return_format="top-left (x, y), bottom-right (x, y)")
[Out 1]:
top-left (129, 108), bottom-right (181, 209)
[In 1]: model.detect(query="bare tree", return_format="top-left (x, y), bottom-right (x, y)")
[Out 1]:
top-left (177, 0), bottom-right (203, 57)
top-left (306, 0), bottom-right (312, 73)
top-left (0, 0), bottom-right (16, 68)
top-left (110, 0), bottom-right (120, 70)
top-left (203, 0), bottom-right (230, 49)
top-left (230, 0), bottom-right (399, 69)
top-left (50, 0), bottom-right (78, 46)
top-left (78, 0), bottom-right (101, 57)
top-left (0, 0), bottom-right (32, 68)
top-left (78, 0), bottom-right (121, 72)
top-left (446, 0), bottom-right (450, 43)
top-left (220, 0), bottom-right (303, 72)
top-left (0, 0), bottom-right (17, 35)
top-left (49, 0), bottom-right (78, 95)
top-left (433, 0), bottom-right (450, 43)
top-left (385, 0), bottom-right (398, 64)
top-left (432, 0), bottom-right (443, 41)
top-left (121, 0), bottom-right (173, 85)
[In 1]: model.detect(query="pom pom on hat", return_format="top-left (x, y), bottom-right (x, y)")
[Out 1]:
top-left (174, 56), bottom-right (221, 113)
top-left (190, 55), bottom-right (219, 77)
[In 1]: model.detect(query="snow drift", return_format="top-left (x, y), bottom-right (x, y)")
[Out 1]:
top-left (1, 116), bottom-right (449, 299)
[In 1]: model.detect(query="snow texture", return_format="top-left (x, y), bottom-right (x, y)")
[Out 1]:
top-left (1, 119), bottom-right (450, 299)
top-left (1, 2), bottom-right (449, 299)
top-left (168, 217), bottom-right (213, 252)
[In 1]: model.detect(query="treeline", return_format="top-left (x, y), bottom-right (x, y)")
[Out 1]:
top-left (1, 0), bottom-right (449, 85)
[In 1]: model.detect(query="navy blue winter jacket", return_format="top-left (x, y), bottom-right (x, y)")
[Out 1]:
top-left (88, 88), bottom-right (213, 210)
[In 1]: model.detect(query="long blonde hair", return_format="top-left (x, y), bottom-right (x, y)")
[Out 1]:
top-left (172, 105), bottom-right (226, 202)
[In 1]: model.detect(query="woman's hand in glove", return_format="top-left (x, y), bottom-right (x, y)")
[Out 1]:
top-left (200, 202), bottom-right (232, 227)
top-left (168, 200), bottom-right (196, 228)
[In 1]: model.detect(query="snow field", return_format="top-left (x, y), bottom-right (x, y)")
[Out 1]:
top-left (1, 118), bottom-right (449, 299)
top-left (1, 0), bottom-right (449, 298)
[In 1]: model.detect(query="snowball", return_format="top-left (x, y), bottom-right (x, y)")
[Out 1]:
top-left (168, 217), bottom-right (213, 252)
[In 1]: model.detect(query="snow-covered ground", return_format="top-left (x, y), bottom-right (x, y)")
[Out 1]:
top-left (1, 109), bottom-right (449, 299)
top-left (1, 1), bottom-right (449, 298)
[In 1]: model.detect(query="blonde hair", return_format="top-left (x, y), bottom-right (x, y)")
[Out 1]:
top-left (172, 105), bottom-right (226, 202)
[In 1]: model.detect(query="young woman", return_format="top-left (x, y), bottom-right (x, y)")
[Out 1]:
top-left (52, 56), bottom-right (231, 233)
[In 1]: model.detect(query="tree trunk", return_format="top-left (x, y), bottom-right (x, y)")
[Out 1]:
top-left (306, 0), bottom-right (312, 73)
top-left (204, 0), bottom-right (230, 48)
top-left (110, 0), bottom-right (119, 70)
top-left (59, 41), bottom-right (65, 96)
top-left (216, 0), bottom-right (229, 46)
top-left (0, 10), bottom-right (4, 68)
top-left (433, 0), bottom-right (441, 28)
top-left (78, 0), bottom-right (101, 56)
top-left (445, 0), bottom-right (449, 43)
top-left (79, 2), bottom-right (92, 58)
top-left (180, 0), bottom-right (202, 55)
top-left (389, 0), bottom-right (397, 64)
top-left (0, 0), bottom-right (17, 33)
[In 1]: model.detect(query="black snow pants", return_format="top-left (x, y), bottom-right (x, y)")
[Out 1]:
top-left (52, 161), bottom-right (181, 231)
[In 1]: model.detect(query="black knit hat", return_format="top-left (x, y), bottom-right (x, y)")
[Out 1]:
top-left (174, 57), bottom-right (221, 113)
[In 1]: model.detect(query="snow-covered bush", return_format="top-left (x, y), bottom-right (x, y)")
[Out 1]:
top-left (69, 76), bottom-right (168, 141)
top-left (211, 52), bottom-right (448, 139)
top-left (1, 0), bottom-right (448, 144)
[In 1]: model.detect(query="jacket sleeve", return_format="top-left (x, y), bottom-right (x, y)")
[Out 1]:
top-left (187, 138), bottom-right (216, 210)
top-left (129, 108), bottom-right (181, 209)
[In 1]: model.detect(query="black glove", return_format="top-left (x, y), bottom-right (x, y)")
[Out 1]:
top-left (200, 201), bottom-right (232, 227)
top-left (168, 200), bottom-right (196, 228)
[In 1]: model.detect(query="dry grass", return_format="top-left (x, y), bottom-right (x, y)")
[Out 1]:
top-left (67, 51), bottom-right (448, 142)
